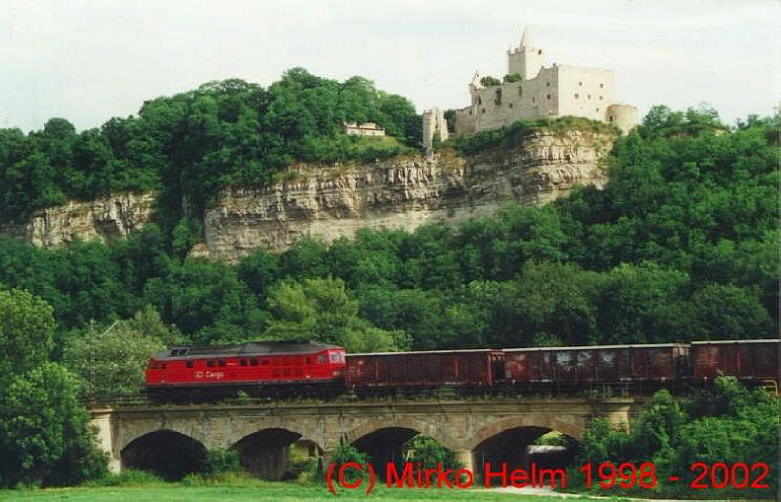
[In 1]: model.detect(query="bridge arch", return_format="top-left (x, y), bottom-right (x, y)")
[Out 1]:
top-left (466, 415), bottom-right (584, 451)
top-left (344, 417), bottom-right (459, 452)
top-left (468, 416), bottom-right (584, 485)
top-left (120, 429), bottom-right (207, 481)
top-left (119, 424), bottom-right (211, 453)
top-left (231, 427), bottom-right (321, 480)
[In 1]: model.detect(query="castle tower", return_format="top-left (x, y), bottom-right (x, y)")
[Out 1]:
top-left (507, 28), bottom-right (544, 80)
top-left (422, 107), bottom-right (449, 150)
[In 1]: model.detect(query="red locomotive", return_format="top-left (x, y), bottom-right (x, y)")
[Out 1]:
top-left (145, 340), bottom-right (346, 399)
top-left (144, 338), bottom-right (779, 400)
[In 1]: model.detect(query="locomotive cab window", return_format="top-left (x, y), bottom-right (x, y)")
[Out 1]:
top-left (318, 355), bottom-right (326, 364)
top-left (186, 361), bottom-right (193, 368)
top-left (207, 360), bottom-right (215, 367)
top-left (250, 358), bottom-right (259, 366)
top-left (218, 360), bottom-right (226, 367)
top-left (239, 359), bottom-right (247, 366)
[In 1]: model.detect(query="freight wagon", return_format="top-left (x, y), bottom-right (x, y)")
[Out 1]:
top-left (691, 339), bottom-right (779, 393)
top-left (346, 349), bottom-right (505, 392)
top-left (503, 343), bottom-right (690, 387)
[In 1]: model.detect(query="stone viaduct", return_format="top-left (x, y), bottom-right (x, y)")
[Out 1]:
top-left (91, 397), bottom-right (638, 480)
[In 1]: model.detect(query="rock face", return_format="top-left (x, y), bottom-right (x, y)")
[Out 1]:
top-left (0, 129), bottom-right (612, 261)
top-left (204, 129), bottom-right (612, 262)
top-left (0, 192), bottom-right (156, 247)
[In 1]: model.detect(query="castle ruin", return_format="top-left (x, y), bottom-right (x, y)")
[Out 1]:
top-left (423, 28), bottom-right (638, 148)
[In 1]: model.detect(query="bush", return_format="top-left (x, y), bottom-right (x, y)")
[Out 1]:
top-left (86, 469), bottom-right (164, 487)
top-left (202, 448), bottom-right (242, 476)
top-left (328, 438), bottom-right (369, 483)
top-left (574, 378), bottom-right (779, 499)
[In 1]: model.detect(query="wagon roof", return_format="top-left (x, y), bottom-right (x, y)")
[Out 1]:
top-left (347, 348), bottom-right (502, 357)
top-left (151, 340), bottom-right (342, 361)
top-left (503, 343), bottom-right (690, 352)
top-left (690, 338), bottom-right (780, 345)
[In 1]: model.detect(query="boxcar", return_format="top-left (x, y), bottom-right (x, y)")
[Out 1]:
top-left (145, 340), bottom-right (346, 392)
top-left (504, 343), bottom-right (689, 385)
top-left (346, 349), bottom-right (505, 389)
top-left (691, 339), bottom-right (780, 384)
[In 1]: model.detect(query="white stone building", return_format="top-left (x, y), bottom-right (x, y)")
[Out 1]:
top-left (343, 122), bottom-right (385, 137)
top-left (446, 29), bottom-right (637, 138)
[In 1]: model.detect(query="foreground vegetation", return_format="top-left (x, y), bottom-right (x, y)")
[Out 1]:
top-left (0, 476), bottom-right (627, 501)
top-left (572, 377), bottom-right (778, 499)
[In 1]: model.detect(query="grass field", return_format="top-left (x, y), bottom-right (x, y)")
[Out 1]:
top-left (0, 481), bottom-right (617, 502)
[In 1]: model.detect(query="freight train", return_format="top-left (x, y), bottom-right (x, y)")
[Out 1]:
top-left (144, 338), bottom-right (780, 400)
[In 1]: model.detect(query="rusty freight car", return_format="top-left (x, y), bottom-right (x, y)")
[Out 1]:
top-left (504, 343), bottom-right (690, 389)
top-left (691, 339), bottom-right (780, 391)
top-left (346, 349), bottom-right (505, 391)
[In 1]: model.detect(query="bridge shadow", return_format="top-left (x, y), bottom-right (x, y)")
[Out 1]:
top-left (121, 430), bottom-right (207, 481)
top-left (474, 426), bottom-right (580, 487)
top-left (232, 428), bottom-right (320, 480)
top-left (353, 427), bottom-right (418, 480)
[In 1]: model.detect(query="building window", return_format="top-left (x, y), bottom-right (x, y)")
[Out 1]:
top-left (494, 88), bottom-right (502, 105)
top-left (574, 93), bottom-right (579, 99)
top-left (469, 110), bottom-right (472, 115)
top-left (609, 116), bottom-right (614, 122)
top-left (518, 86), bottom-right (523, 96)
top-left (508, 103), bottom-right (513, 108)
top-left (537, 49), bottom-right (542, 55)
top-left (600, 83), bottom-right (604, 88)
top-left (587, 94), bottom-right (591, 100)
top-left (578, 81), bottom-right (583, 86)
top-left (546, 82), bottom-right (550, 87)
top-left (596, 108), bottom-right (600, 112)
top-left (477, 96), bottom-right (482, 105)
top-left (532, 97), bottom-right (535, 103)
top-left (547, 94), bottom-right (551, 100)
top-left (482, 108), bottom-right (486, 113)
top-left (599, 96), bottom-right (603, 100)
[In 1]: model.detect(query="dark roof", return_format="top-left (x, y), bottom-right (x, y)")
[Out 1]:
top-left (151, 340), bottom-right (342, 361)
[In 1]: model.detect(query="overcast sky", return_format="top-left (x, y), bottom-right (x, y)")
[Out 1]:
top-left (1, 0), bottom-right (778, 132)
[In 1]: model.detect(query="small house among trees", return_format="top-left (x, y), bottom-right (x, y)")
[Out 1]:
top-left (343, 122), bottom-right (385, 137)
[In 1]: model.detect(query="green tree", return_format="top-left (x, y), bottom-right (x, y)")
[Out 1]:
top-left (0, 363), bottom-right (107, 487)
top-left (0, 288), bottom-right (55, 375)
top-left (63, 317), bottom-right (167, 400)
top-left (265, 278), bottom-right (405, 352)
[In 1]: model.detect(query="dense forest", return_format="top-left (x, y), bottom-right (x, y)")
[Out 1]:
top-left (0, 69), bottom-right (778, 488)
top-left (1, 102), bottom-right (777, 358)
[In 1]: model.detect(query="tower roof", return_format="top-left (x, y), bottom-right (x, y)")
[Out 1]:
top-left (520, 27), bottom-right (531, 48)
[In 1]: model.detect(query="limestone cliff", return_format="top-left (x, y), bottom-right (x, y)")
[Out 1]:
top-left (204, 129), bottom-right (612, 262)
top-left (0, 129), bottom-right (612, 261)
top-left (0, 192), bottom-right (156, 247)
